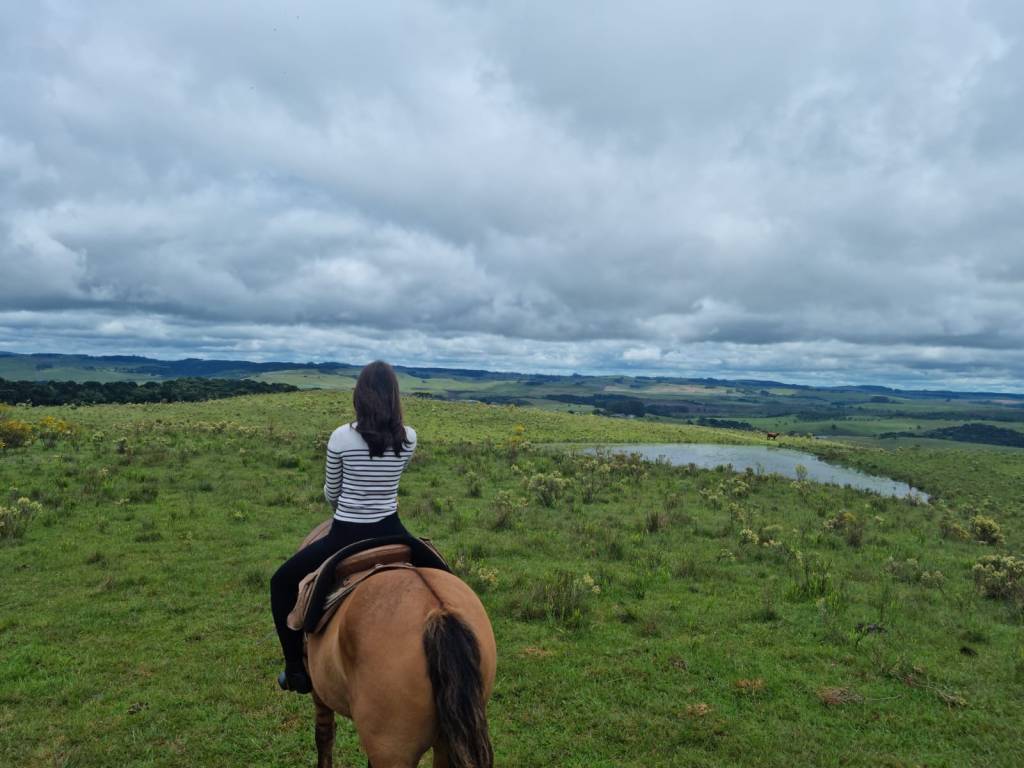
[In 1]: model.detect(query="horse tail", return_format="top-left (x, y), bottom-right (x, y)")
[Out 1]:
top-left (422, 610), bottom-right (494, 768)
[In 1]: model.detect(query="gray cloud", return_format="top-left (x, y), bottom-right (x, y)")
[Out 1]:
top-left (1, 1), bottom-right (1023, 389)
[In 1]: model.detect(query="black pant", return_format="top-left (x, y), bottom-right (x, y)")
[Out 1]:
top-left (270, 513), bottom-right (410, 670)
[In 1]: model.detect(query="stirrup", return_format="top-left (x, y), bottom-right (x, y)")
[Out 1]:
top-left (277, 669), bottom-right (312, 694)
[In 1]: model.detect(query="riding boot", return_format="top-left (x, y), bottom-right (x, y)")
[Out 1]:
top-left (278, 668), bottom-right (312, 694)
top-left (278, 657), bottom-right (312, 694)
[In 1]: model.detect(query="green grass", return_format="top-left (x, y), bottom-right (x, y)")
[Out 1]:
top-left (249, 370), bottom-right (359, 389)
top-left (0, 363), bottom-right (161, 383)
top-left (1, 393), bottom-right (1022, 767)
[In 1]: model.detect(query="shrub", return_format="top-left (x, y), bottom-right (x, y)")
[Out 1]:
top-left (491, 490), bottom-right (526, 530)
top-left (740, 525), bottom-right (783, 548)
top-left (824, 510), bottom-right (865, 548)
top-left (0, 497), bottom-right (43, 540)
top-left (698, 486), bottom-right (725, 510)
top-left (527, 472), bottom-right (568, 507)
top-left (885, 557), bottom-right (923, 583)
top-left (972, 555), bottom-right (1024, 607)
top-left (970, 515), bottom-right (1005, 545)
top-left (939, 514), bottom-right (970, 541)
top-left (505, 424), bottom-right (529, 460)
top-left (451, 552), bottom-right (500, 593)
top-left (607, 452), bottom-right (648, 483)
top-left (0, 418), bottom-right (34, 448)
top-left (573, 456), bottom-right (612, 503)
top-left (36, 416), bottom-right (77, 447)
top-left (725, 477), bottom-right (751, 499)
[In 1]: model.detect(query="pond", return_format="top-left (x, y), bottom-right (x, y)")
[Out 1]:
top-left (578, 443), bottom-right (929, 501)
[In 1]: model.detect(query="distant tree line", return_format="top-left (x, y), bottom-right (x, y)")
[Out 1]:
top-left (0, 377), bottom-right (298, 406)
top-left (880, 422), bottom-right (1024, 448)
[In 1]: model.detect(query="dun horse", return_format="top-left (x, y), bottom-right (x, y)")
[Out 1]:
top-left (298, 528), bottom-right (497, 768)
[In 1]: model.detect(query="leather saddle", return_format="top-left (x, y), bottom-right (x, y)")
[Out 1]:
top-left (287, 521), bottom-right (450, 634)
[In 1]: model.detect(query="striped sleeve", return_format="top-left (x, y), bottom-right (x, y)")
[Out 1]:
top-left (323, 447), bottom-right (343, 507)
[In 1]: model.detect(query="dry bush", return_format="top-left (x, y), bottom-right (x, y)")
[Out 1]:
top-left (817, 687), bottom-right (862, 706)
top-left (734, 678), bottom-right (765, 694)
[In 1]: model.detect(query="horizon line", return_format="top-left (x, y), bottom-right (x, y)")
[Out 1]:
top-left (2, 349), bottom-right (1022, 398)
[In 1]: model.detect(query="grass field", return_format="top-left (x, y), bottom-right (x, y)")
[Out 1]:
top-left (2, 393), bottom-right (1022, 766)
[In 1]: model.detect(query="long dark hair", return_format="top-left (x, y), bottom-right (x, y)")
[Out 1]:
top-left (352, 360), bottom-right (410, 457)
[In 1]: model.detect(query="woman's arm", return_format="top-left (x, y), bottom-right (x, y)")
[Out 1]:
top-left (323, 445), bottom-right (343, 507)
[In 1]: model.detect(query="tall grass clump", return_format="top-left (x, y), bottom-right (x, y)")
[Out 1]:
top-left (465, 470), bottom-right (483, 498)
top-left (788, 554), bottom-right (833, 601)
top-left (490, 490), bottom-right (526, 531)
top-left (515, 571), bottom-right (600, 629)
top-left (0, 498), bottom-right (43, 540)
top-left (643, 510), bottom-right (669, 534)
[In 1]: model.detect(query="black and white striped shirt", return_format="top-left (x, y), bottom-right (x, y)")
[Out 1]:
top-left (323, 423), bottom-right (417, 523)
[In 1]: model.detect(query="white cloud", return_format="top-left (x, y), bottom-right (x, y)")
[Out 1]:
top-left (1, 1), bottom-right (1022, 389)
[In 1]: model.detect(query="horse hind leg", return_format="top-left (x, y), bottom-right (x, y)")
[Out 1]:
top-left (354, 697), bottom-right (433, 768)
top-left (313, 693), bottom-right (336, 768)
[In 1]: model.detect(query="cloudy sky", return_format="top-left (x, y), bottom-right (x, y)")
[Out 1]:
top-left (2, 1), bottom-right (1023, 390)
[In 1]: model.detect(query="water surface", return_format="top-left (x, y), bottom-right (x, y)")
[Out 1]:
top-left (580, 443), bottom-right (928, 501)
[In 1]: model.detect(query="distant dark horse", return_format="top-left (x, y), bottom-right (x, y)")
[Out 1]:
top-left (765, 432), bottom-right (780, 441)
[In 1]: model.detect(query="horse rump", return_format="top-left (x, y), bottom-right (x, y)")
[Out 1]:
top-left (422, 610), bottom-right (494, 768)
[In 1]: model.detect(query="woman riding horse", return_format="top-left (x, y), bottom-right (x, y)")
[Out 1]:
top-left (270, 360), bottom-right (419, 693)
top-left (270, 361), bottom-right (496, 767)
